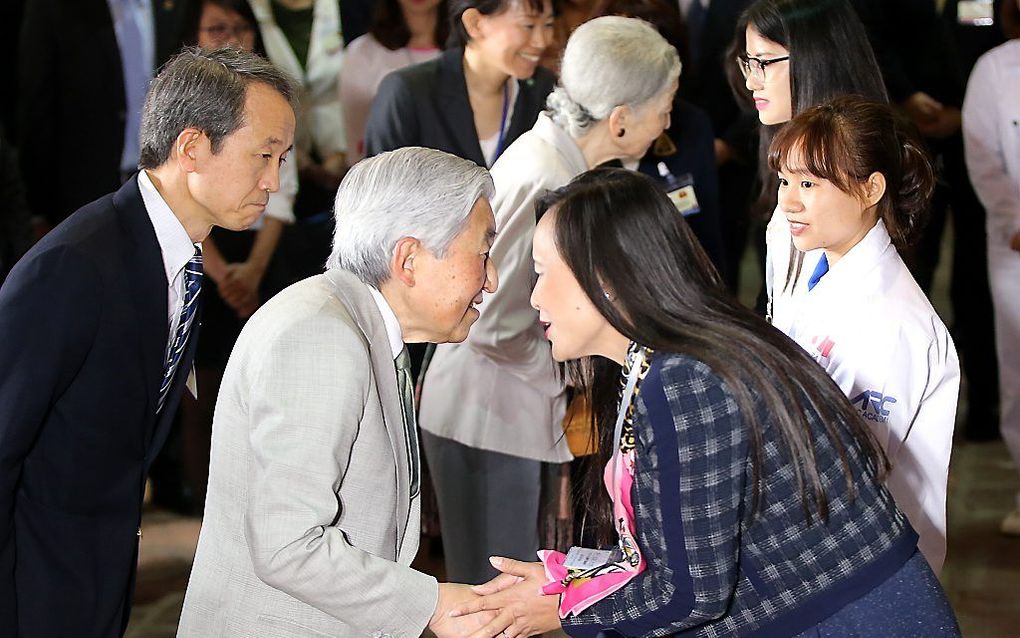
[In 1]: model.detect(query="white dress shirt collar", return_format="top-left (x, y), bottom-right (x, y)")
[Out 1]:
top-left (808, 219), bottom-right (891, 296)
top-left (137, 170), bottom-right (199, 288)
top-left (367, 284), bottom-right (404, 360)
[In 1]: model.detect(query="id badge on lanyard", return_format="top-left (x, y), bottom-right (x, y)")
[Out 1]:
top-left (667, 173), bottom-right (701, 217)
top-left (656, 162), bottom-right (701, 217)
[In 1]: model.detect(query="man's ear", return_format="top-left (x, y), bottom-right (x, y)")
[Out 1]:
top-left (174, 128), bottom-right (205, 173)
top-left (390, 236), bottom-right (422, 288)
top-left (864, 171), bottom-right (887, 209)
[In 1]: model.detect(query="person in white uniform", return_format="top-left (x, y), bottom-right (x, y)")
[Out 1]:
top-left (417, 16), bottom-right (680, 584)
top-left (767, 95), bottom-right (960, 573)
top-left (962, 32), bottom-right (1020, 536)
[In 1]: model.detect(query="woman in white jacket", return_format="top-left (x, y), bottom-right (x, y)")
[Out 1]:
top-left (767, 95), bottom-right (960, 574)
top-left (735, 0), bottom-right (957, 573)
top-left (418, 16), bottom-right (680, 584)
top-left (962, 34), bottom-right (1020, 536)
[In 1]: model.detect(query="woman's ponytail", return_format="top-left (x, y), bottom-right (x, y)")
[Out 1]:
top-left (885, 122), bottom-right (936, 248)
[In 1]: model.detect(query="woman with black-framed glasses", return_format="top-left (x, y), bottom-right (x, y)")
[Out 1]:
top-left (729, 0), bottom-right (956, 577)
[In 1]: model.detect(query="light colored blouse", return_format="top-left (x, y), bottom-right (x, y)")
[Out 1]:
top-left (418, 114), bottom-right (585, 462)
top-left (338, 34), bottom-right (439, 163)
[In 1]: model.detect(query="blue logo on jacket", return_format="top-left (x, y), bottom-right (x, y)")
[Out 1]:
top-left (850, 390), bottom-right (897, 423)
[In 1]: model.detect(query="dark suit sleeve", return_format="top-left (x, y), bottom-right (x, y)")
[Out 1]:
top-left (363, 71), bottom-right (420, 158)
top-left (0, 245), bottom-right (100, 633)
top-left (16, 0), bottom-right (59, 223)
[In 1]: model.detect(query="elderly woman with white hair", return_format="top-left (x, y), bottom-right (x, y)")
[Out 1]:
top-left (418, 15), bottom-right (681, 585)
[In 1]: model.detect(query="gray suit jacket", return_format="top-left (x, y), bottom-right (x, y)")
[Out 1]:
top-left (178, 270), bottom-right (438, 638)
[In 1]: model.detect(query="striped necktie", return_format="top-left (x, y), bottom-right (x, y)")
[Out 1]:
top-left (395, 347), bottom-right (420, 497)
top-left (157, 247), bottom-right (202, 414)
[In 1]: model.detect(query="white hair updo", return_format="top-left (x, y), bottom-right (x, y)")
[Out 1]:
top-left (547, 16), bottom-right (681, 139)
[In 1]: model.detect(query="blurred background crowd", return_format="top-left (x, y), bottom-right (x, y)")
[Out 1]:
top-left (1, 0), bottom-right (1019, 634)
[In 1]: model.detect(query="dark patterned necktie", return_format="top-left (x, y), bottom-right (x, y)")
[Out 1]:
top-left (157, 246), bottom-right (202, 414)
top-left (395, 346), bottom-right (420, 497)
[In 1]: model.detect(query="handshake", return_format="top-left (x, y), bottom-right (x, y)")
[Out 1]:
top-left (427, 557), bottom-right (561, 638)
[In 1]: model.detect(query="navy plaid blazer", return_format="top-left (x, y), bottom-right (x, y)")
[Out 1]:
top-left (563, 352), bottom-right (917, 638)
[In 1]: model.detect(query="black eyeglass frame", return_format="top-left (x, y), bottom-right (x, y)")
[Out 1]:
top-left (736, 54), bottom-right (790, 81)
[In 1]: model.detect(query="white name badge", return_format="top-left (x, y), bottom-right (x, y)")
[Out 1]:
top-left (667, 173), bottom-right (701, 217)
top-left (563, 547), bottom-right (615, 575)
top-left (958, 0), bottom-right (994, 26)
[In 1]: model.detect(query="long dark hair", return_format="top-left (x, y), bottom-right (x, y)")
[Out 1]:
top-left (446, 0), bottom-right (549, 48)
top-left (729, 0), bottom-right (887, 215)
top-left (536, 168), bottom-right (888, 543)
top-left (371, 0), bottom-right (450, 51)
top-left (768, 96), bottom-right (935, 251)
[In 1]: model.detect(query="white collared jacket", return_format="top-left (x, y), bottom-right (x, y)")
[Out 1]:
top-left (963, 39), bottom-right (1020, 248)
top-left (768, 219), bottom-right (960, 574)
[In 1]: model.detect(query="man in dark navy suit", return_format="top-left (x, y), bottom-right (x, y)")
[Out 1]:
top-left (0, 48), bottom-right (295, 638)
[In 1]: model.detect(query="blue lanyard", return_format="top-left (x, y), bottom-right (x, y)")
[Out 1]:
top-left (494, 80), bottom-right (511, 160)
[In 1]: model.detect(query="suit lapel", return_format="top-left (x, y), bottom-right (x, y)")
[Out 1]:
top-left (324, 270), bottom-right (413, 551)
top-left (437, 49), bottom-right (488, 167)
top-left (505, 78), bottom-right (542, 145)
top-left (113, 176), bottom-right (168, 443)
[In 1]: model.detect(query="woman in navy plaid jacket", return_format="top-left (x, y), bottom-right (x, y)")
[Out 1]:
top-left (450, 167), bottom-right (960, 637)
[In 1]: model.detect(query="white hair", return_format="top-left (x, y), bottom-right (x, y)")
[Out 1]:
top-left (327, 147), bottom-right (495, 287)
top-left (547, 16), bottom-right (681, 139)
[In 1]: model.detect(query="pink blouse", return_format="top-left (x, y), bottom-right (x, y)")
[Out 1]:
top-left (338, 34), bottom-right (440, 163)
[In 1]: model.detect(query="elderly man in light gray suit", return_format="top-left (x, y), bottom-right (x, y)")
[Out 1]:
top-left (177, 147), bottom-right (499, 638)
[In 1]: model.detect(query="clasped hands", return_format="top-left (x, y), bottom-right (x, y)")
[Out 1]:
top-left (429, 557), bottom-right (561, 638)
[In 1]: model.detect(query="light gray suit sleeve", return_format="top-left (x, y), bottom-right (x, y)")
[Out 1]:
top-left (243, 312), bottom-right (439, 636)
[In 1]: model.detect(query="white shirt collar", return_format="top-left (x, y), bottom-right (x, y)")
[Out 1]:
top-left (809, 219), bottom-right (892, 294)
top-left (137, 170), bottom-right (199, 286)
top-left (366, 284), bottom-right (404, 360)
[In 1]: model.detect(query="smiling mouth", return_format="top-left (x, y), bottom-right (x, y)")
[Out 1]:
top-left (788, 220), bottom-right (808, 236)
top-left (519, 53), bottom-right (541, 63)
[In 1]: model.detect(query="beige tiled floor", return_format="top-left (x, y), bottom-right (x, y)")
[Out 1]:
top-left (125, 438), bottom-right (1020, 637)
top-left (942, 439), bottom-right (1020, 637)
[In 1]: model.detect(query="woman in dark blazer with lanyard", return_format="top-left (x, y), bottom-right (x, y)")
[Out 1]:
top-left (364, 0), bottom-right (557, 170)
